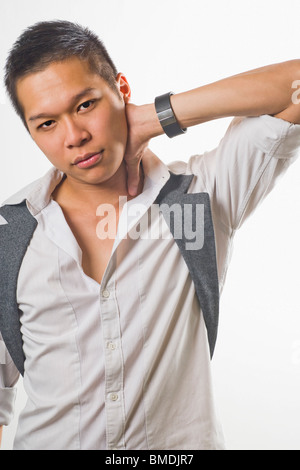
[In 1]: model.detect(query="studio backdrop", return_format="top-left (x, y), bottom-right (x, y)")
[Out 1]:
top-left (1, 0), bottom-right (300, 450)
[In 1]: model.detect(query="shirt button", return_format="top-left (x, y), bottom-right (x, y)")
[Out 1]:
top-left (102, 289), bottom-right (110, 298)
top-left (110, 393), bottom-right (119, 402)
top-left (107, 341), bottom-right (117, 350)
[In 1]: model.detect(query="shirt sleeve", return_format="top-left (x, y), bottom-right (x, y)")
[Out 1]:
top-left (0, 334), bottom-right (19, 426)
top-left (191, 115), bottom-right (300, 231)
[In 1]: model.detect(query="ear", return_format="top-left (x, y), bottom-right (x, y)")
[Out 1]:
top-left (116, 73), bottom-right (131, 103)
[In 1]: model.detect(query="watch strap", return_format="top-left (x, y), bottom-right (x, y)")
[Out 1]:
top-left (155, 92), bottom-right (187, 138)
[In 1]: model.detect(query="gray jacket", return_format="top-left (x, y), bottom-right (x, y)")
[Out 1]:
top-left (0, 173), bottom-right (219, 376)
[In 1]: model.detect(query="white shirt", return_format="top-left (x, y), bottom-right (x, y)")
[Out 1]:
top-left (1, 115), bottom-right (300, 450)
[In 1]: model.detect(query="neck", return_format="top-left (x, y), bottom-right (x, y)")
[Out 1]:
top-left (53, 161), bottom-right (144, 211)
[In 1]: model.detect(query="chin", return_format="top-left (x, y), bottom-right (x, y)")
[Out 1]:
top-left (76, 164), bottom-right (124, 186)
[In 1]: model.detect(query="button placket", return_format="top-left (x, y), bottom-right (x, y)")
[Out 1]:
top-left (109, 393), bottom-right (119, 402)
top-left (102, 288), bottom-right (110, 299)
top-left (99, 277), bottom-right (125, 450)
top-left (107, 341), bottom-right (118, 351)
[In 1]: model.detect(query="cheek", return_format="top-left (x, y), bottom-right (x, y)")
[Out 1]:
top-left (93, 106), bottom-right (127, 145)
top-left (33, 133), bottom-right (65, 167)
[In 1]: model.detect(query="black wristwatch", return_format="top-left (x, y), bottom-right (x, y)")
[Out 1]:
top-left (154, 92), bottom-right (187, 138)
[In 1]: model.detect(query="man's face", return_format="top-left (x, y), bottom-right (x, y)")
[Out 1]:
top-left (16, 57), bottom-right (130, 186)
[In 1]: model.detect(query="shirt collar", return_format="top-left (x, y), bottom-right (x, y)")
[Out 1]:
top-left (2, 154), bottom-right (171, 216)
top-left (137, 150), bottom-right (171, 204)
top-left (3, 167), bottom-right (64, 216)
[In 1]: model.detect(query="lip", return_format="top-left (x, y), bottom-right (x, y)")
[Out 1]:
top-left (73, 150), bottom-right (104, 169)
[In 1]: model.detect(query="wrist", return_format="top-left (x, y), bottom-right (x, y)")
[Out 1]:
top-left (138, 103), bottom-right (164, 141)
top-left (155, 92), bottom-right (187, 138)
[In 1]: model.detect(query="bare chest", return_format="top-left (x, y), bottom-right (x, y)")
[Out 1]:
top-left (64, 211), bottom-right (118, 285)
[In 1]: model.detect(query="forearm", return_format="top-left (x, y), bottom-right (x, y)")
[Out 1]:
top-left (139, 59), bottom-right (300, 140)
top-left (0, 426), bottom-right (3, 447)
top-left (125, 59), bottom-right (300, 196)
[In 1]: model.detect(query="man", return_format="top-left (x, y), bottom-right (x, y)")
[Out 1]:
top-left (0, 20), bottom-right (300, 450)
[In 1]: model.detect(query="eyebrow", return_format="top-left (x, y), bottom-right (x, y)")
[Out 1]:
top-left (28, 87), bottom-right (98, 122)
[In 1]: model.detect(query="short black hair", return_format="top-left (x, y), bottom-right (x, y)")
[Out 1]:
top-left (4, 20), bottom-right (119, 128)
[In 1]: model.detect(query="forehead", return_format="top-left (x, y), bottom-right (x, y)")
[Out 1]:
top-left (16, 57), bottom-right (108, 119)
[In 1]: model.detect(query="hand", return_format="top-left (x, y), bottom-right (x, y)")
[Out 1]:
top-left (124, 103), bottom-right (150, 196)
top-left (124, 103), bottom-right (163, 196)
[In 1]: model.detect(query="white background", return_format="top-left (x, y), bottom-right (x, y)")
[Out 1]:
top-left (1, 0), bottom-right (300, 450)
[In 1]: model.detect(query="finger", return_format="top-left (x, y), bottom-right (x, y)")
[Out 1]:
top-left (126, 160), bottom-right (140, 196)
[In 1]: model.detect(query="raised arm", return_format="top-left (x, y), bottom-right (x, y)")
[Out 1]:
top-left (125, 59), bottom-right (300, 195)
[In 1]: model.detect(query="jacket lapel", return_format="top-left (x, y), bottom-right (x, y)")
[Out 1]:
top-left (0, 202), bottom-right (37, 375)
top-left (0, 173), bottom-right (220, 376)
top-left (155, 173), bottom-right (220, 358)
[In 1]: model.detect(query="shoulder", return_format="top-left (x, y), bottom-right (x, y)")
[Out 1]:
top-left (1, 177), bottom-right (44, 208)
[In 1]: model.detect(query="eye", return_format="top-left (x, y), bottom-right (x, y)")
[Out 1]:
top-left (77, 100), bottom-right (96, 112)
top-left (38, 120), bottom-right (55, 130)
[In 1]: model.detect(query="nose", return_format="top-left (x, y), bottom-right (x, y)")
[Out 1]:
top-left (64, 118), bottom-right (91, 149)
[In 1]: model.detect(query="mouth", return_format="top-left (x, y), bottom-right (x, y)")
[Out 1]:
top-left (73, 150), bottom-right (104, 169)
